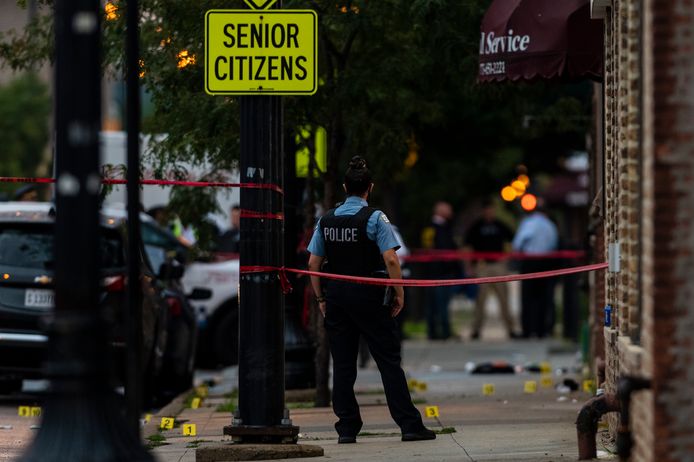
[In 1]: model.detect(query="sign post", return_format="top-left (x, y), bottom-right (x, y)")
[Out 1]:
top-left (20, 0), bottom-right (151, 459)
top-left (206, 0), bottom-right (316, 444)
top-left (205, 9), bottom-right (317, 95)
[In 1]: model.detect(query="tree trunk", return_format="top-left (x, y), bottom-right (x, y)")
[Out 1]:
top-left (312, 111), bottom-right (345, 407)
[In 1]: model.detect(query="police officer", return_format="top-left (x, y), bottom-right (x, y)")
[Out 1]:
top-left (307, 156), bottom-right (435, 444)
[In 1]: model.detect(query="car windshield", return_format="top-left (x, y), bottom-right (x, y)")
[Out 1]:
top-left (0, 225), bottom-right (125, 270)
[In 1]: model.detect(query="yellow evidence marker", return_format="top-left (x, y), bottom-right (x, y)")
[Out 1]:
top-left (144, 413), bottom-right (152, 424)
top-left (539, 362), bottom-right (552, 374)
top-left (583, 379), bottom-right (596, 393)
top-left (407, 379), bottom-right (419, 390)
top-left (30, 407), bottom-right (41, 417)
top-left (182, 424), bottom-right (197, 436)
top-left (425, 406), bottom-right (439, 418)
top-left (482, 384), bottom-right (495, 396)
top-left (540, 375), bottom-right (554, 388)
top-left (195, 385), bottom-right (209, 398)
top-left (160, 417), bottom-right (175, 430)
top-left (18, 406), bottom-right (31, 417)
top-left (524, 381), bottom-right (538, 394)
top-left (416, 382), bottom-right (428, 392)
top-left (191, 397), bottom-right (202, 409)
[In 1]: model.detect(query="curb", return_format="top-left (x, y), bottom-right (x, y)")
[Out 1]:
top-left (142, 388), bottom-right (192, 439)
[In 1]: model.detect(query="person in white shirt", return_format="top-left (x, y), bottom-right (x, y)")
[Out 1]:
top-left (512, 201), bottom-right (559, 338)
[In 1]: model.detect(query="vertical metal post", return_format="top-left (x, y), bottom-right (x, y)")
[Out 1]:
top-left (223, 3), bottom-right (298, 441)
top-left (20, 0), bottom-right (151, 459)
top-left (224, 93), bottom-right (299, 443)
top-left (125, 0), bottom-right (144, 436)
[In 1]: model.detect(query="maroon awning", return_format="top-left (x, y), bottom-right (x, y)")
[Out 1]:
top-left (478, 0), bottom-right (603, 82)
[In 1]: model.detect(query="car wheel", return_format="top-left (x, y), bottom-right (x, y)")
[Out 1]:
top-left (0, 379), bottom-right (22, 395)
top-left (214, 307), bottom-right (239, 366)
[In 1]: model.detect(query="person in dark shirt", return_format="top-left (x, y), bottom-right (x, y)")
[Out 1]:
top-left (421, 201), bottom-right (459, 340)
top-left (465, 200), bottom-right (519, 339)
top-left (217, 205), bottom-right (241, 253)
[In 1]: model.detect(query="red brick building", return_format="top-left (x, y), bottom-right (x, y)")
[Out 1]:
top-left (590, 0), bottom-right (694, 460)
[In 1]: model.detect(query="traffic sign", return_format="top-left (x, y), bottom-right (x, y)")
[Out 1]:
top-left (205, 10), bottom-right (317, 95)
top-left (243, 0), bottom-right (279, 9)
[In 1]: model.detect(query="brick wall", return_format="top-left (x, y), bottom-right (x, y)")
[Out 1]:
top-left (645, 1), bottom-right (694, 460)
top-left (596, 0), bottom-right (694, 460)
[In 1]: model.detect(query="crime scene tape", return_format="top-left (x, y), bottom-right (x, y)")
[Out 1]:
top-left (0, 176), bottom-right (284, 194)
top-left (240, 262), bottom-right (608, 293)
top-left (403, 249), bottom-right (585, 262)
top-left (239, 210), bottom-right (284, 221)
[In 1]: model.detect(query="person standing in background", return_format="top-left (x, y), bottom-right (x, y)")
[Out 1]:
top-left (217, 205), bottom-right (241, 253)
top-left (512, 200), bottom-right (559, 338)
top-left (421, 201), bottom-right (459, 340)
top-left (465, 199), bottom-right (519, 340)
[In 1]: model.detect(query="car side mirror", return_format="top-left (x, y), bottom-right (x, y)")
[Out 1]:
top-left (158, 261), bottom-right (185, 280)
top-left (188, 287), bottom-right (213, 301)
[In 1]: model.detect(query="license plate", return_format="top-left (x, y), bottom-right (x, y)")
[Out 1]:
top-left (24, 289), bottom-right (55, 308)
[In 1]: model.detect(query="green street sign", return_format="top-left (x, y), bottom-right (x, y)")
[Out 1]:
top-left (205, 10), bottom-right (317, 95)
top-left (243, 0), bottom-right (279, 10)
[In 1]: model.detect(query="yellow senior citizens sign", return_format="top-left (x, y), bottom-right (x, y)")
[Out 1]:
top-left (205, 10), bottom-right (317, 95)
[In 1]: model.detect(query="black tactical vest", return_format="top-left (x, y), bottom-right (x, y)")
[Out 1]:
top-left (321, 206), bottom-right (385, 276)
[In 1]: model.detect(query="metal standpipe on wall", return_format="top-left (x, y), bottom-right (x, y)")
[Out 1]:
top-left (20, 0), bottom-right (151, 460)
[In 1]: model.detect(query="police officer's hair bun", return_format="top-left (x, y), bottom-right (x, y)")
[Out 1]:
top-left (345, 155), bottom-right (372, 196)
top-left (348, 156), bottom-right (368, 170)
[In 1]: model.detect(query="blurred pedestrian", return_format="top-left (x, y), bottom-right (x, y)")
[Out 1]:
top-left (217, 204), bottom-right (241, 253)
top-left (307, 156), bottom-right (435, 443)
top-left (512, 199), bottom-right (559, 338)
top-left (421, 201), bottom-right (459, 340)
top-left (465, 199), bottom-right (519, 340)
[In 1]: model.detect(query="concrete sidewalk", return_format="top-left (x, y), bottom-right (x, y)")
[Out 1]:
top-left (149, 337), bottom-right (616, 462)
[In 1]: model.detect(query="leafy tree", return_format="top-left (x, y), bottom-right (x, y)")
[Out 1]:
top-left (0, 73), bottom-right (51, 198)
top-left (0, 0), bottom-right (590, 235)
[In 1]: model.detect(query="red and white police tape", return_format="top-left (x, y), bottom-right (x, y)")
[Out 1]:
top-left (0, 176), bottom-right (284, 194)
top-left (240, 262), bottom-right (608, 294)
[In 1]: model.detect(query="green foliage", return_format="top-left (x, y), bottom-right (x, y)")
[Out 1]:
top-left (145, 433), bottom-right (168, 448)
top-left (0, 0), bottom-right (591, 241)
top-left (435, 427), bottom-right (457, 434)
top-left (216, 398), bottom-right (236, 413)
top-left (0, 73), bottom-right (51, 196)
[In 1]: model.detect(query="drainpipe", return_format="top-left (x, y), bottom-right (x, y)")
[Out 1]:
top-left (576, 393), bottom-right (621, 459)
top-left (617, 376), bottom-right (651, 461)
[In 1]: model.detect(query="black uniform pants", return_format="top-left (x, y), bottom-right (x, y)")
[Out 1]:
top-left (324, 282), bottom-right (424, 437)
top-left (520, 260), bottom-right (557, 338)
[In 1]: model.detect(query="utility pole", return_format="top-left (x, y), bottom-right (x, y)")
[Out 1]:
top-left (20, 0), bottom-right (151, 459)
top-left (125, 0), bottom-right (145, 437)
top-left (223, 0), bottom-right (298, 443)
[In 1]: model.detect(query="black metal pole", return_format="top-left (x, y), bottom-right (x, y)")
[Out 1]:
top-left (20, 0), bottom-right (150, 459)
top-left (225, 93), bottom-right (298, 443)
top-left (125, 0), bottom-right (144, 437)
top-left (224, 3), bottom-right (297, 439)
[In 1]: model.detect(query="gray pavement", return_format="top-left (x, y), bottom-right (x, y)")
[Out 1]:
top-left (0, 327), bottom-right (615, 461)
top-left (150, 335), bottom-right (615, 462)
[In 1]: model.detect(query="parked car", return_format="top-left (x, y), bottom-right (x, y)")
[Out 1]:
top-left (181, 257), bottom-right (240, 368)
top-left (0, 203), bottom-right (202, 403)
top-left (183, 254), bottom-right (315, 389)
top-left (105, 207), bottom-right (315, 388)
